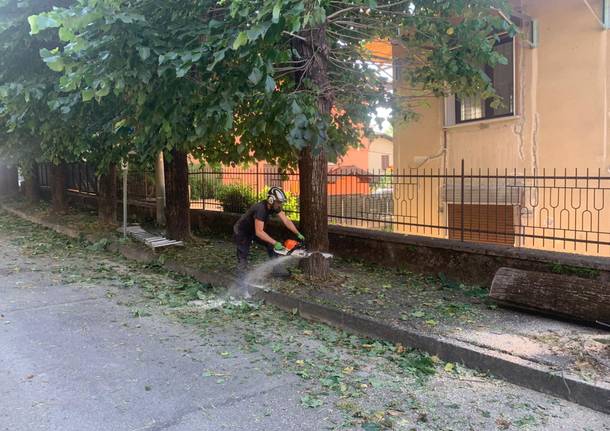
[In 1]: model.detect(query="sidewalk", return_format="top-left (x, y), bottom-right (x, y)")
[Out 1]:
top-left (2, 200), bottom-right (609, 415)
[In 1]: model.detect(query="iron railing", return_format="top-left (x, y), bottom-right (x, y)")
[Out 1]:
top-left (38, 162), bottom-right (154, 202)
top-left (66, 162), bottom-right (97, 195)
top-left (117, 170), bottom-right (156, 202)
top-left (37, 161), bottom-right (610, 256)
top-left (189, 165), bottom-right (301, 218)
top-left (189, 163), bottom-right (610, 256)
top-left (38, 163), bottom-right (50, 189)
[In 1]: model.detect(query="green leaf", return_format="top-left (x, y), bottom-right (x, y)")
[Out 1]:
top-left (300, 395), bottom-right (323, 408)
top-left (27, 15), bottom-right (39, 34)
top-left (176, 65), bottom-right (191, 78)
top-left (95, 84), bottom-right (110, 99)
top-left (497, 55), bottom-right (509, 65)
top-left (208, 19), bottom-right (223, 29)
top-left (291, 100), bottom-right (302, 114)
top-left (272, 3), bottom-right (281, 23)
top-left (113, 119), bottom-right (127, 131)
top-left (81, 89), bottom-right (95, 102)
top-left (42, 55), bottom-right (65, 72)
top-left (58, 27), bottom-right (75, 42)
top-left (28, 14), bottom-right (59, 35)
top-left (248, 68), bottom-right (263, 84)
top-left (232, 31), bottom-right (248, 50)
top-left (264, 76), bottom-right (276, 93)
top-left (207, 49), bottom-right (226, 71)
top-left (138, 47), bottom-right (151, 61)
top-left (246, 24), bottom-right (266, 41)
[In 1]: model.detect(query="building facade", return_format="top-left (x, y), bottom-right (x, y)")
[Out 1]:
top-left (392, 0), bottom-right (610, 255)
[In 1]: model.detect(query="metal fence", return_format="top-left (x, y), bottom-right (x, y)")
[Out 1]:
top-left (66, 162), bottom-right (97, 195)
top-left (118, 170), bottom-right (156, 202)
top-left (38, 163), bottom-right (50, 189)
top-left (39, 163), bottom-right (155, 203)
top-left (37, 161), bottom-right (610, 256)
top-left (189, 163), bottom-right (610, 256)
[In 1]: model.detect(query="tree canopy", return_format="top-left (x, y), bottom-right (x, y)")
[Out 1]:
top-left (0, 0), bottom-right (134, 178)
top-left (23, 0), bottom-right (515, 169)
top-left (1, 0), bottom-right (516, 254)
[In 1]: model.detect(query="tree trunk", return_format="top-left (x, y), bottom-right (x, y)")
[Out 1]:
top-left (490, 267), bottom-right (610, 325)
top-left (298, 147), bottom-right (330, 279)
top-left (98, 164), bottom-right (117, 225)
top-left (164, 149), bottom-right (191, 241)
top-left (50, 162), bottom-right (68, 213)
top-left (0, 164), bottom-right (19, 196)
top-left (24, 166), bottom-right (40, 204)
top-left (155, 152), bottom-right (166, 226)
top-left (293, 26), bottom-right (334, 279)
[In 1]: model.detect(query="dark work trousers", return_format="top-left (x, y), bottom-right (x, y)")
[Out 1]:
top-left (234, 232), bottom-right (275, 278)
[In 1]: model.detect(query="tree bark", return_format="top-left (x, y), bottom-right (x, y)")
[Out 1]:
top-left (98, 164), bottom-right (117, 225)
top-left (164, 149), bottom-right (191, 241)
top-left (293, 26), bottom-right (334, 279)
top-left (155, 152), bottom-right (166, 226)
top-left (298, 147), bottom-right (330, 279)
top-left (50, 162), bottom-right (68, 213)
top-left (23, 165), bottom-right (40, 204)
top-left (0, 164), bottom-right (19, 196)
top-left (490, 267), bottom-right (610, 325)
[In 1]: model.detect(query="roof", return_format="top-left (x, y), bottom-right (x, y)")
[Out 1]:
top-left (328, 165), bottom-right (372, 183)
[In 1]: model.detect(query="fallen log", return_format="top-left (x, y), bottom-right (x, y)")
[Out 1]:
top-left (490, 267), bottom-right (610, 325)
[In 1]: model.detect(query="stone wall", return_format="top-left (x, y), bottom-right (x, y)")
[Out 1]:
top-left (55, 191), bottom-right (610, 286)
top-left (191, 209), bottom-right (610, 286)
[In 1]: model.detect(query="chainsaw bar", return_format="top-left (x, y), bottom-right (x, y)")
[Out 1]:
top-left (274, 241), bottom-right (332, 259)
top-left (285, 249), bottom-right (333, 259)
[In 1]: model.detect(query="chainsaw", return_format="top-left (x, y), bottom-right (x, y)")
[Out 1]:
top-left (274, 239), bottom-right (333, 259)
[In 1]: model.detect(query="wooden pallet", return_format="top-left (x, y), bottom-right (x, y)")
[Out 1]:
top-left (122, 225), bottom-right (184, 250)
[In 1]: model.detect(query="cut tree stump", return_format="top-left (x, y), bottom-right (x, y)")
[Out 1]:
top-left (490, 267), bottom-right (610, 325)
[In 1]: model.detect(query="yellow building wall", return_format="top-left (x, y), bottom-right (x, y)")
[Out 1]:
top-left (392, 0), bottom-right (610, 255)
top-left (368, 137), bottom-right (394, 171)
top-left (395, 0), bottom-right (610, 173)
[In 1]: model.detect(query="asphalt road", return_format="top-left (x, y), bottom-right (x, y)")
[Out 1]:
top-left (0, 238), bottom-right (335, 431)
top-left (1, 216), bottom-right (608, 431)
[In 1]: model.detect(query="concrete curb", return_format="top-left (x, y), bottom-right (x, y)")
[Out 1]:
top-left (1, 206), bottom-right (158, 264)
top-left (2, 204), bottom-right (608, 414)
top-left (253, 289), bottom-right (609, 414)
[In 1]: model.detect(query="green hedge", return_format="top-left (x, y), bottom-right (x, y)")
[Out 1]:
top-left (217, 183), bottom-right (257, 213)
top-left (258, 186), bottom-right (299, 220)
top-left (215, 183), bottom-right (300, 219)
top-left (189, 168), bottom-right (222, 201)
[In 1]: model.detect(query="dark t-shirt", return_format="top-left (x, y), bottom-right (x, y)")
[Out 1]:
top-left (234, 201), bottom-right (272, 237)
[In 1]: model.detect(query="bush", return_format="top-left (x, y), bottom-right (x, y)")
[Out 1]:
top-left (189, 167), bottom-right (222, 201)
top-left (258, 186), bottom-right (300, 221)
top-left (218, 183), bottom-right (257, 213)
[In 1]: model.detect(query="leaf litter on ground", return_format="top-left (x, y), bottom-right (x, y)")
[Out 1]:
top-left (0, 206), bottom-right (606, 430)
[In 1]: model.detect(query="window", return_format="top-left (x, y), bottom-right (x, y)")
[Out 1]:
top-left (588, 0), bottom-right (609, 28)
top-left (381, 155), bottom-right (390, 170)
top-left (448, 204), bottom-right (516, 245)
top-left (446, 36), bottom-right (515, 125)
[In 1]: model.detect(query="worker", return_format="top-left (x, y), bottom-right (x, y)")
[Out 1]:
top-left (233, 186), bottom-right (304, 277)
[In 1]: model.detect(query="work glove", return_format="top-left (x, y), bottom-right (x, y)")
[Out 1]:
top-left (297, 233), bottom-right (305, 242)
top-left (274, 241), bottom-right (285, 251)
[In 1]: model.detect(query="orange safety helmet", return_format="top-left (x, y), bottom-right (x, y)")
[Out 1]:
top-left (283, 239), bottom-right (299, 251)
